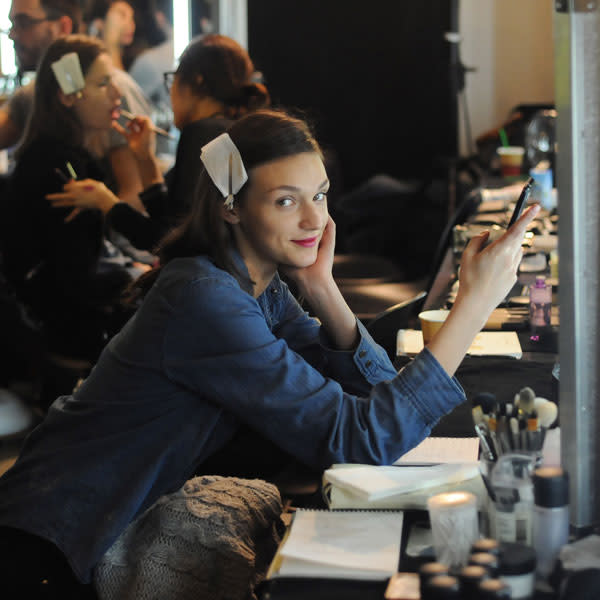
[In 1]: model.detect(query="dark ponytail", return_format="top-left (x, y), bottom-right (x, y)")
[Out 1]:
top-left (175, 34), bottom-right (270, 118)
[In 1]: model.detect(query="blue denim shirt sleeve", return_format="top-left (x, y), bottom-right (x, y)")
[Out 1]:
top-left (163, 275), bottom-right (465, 469)
top-left (264, 277), bottom-right (397, 394)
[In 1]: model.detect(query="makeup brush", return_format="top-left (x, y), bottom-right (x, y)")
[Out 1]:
top-left (516, 386), bottom-right (536, 416)
top-left (535, 398), bottom-right (558, 449)
top-left (472, 405), bottom-right (496, 461)
top-left (510, 417), bottom-right (520, 451)
top-left (472, 392), bottom-right (497, 416)
top-left (119, 108), bottom-right (175, 139)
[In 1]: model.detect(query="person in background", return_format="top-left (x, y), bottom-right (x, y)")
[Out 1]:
top-left (0, 108), bottom-right (539, 595)
top-left (128, 0), bottom-right (174, 116)
top-left (0, 0), bottom-right (152, 211)
top-left (0, 0), bottom-right (81, 149)
top-left (48, 34), bottom-right (271, 252)
top-left (84, 0), bottom-right (135, 72)
top-left (0, 35), bottom-right (147, 370)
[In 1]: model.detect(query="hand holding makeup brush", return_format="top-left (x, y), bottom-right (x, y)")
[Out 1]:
top-left (112, 114), bottom-right (164, 189)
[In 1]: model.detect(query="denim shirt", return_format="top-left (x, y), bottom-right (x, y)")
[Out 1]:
top-left (0, 255), bottom-right (465, 582)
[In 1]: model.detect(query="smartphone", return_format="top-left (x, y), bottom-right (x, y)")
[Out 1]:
top-left (507, 177), bottom-right (535, 228)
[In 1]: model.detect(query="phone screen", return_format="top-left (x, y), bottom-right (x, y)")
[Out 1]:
top-left (507, 177), bottom-right (535, 228)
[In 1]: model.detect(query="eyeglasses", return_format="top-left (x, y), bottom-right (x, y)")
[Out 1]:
top-left (163, 71), bottom-right (176, 93)
top-left (2, 14), bottom-right (58, 34)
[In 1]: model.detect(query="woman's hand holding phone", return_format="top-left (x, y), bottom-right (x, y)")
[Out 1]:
top-left (427, 203), bottom-right (541, 376)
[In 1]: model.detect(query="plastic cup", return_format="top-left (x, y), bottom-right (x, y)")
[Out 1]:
top-left (497, 146), bottom-right (525, 179)
top-left (419, 309), bottom-right (449, 344)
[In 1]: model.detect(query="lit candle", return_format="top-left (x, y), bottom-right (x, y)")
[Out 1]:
top-left (427, 491), bottom-right (479, 569)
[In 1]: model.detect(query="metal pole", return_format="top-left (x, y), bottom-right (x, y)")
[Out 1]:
top-left (554, 0), bottom-right (600, 531)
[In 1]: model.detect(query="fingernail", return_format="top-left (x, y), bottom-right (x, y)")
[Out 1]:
top-left (84, 185), bottom-right (94, 191)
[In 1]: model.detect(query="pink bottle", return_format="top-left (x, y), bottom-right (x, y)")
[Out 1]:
top-left (529, 276), bottom-right (551, 340)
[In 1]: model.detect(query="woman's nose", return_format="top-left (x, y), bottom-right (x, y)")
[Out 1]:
top-left (300, 201), bottom-right (326, 230)
top-left (110, 81), bottom-right (122, 100)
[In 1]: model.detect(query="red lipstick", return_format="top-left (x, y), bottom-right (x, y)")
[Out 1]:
top-left (292, 236), bottom-right (319, 247)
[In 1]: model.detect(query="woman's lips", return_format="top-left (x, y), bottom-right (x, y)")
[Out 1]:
top-left (111, 107), bottom-right (121, 120)
top-left (292, 236), bottom-right (319, 248)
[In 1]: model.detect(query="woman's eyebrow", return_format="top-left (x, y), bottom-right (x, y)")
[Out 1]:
top-left (266, 179), bottom-right (330, 193)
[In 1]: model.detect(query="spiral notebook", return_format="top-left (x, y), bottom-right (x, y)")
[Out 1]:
top-left (268, 508), bottom-right (403, 581)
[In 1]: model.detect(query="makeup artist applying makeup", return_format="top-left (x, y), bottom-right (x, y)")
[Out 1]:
top-left (46, 34), bottom-right (271, 253)
top-left (0, 109), bottom-right (539, 596)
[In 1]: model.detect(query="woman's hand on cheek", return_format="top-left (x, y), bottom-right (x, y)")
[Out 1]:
top-left (281, 215), bottom-right (336, 297)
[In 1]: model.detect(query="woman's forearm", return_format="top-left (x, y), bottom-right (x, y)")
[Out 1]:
top-left (425, 295), bottom-right (488, 377)
top-left (135, 153), bottom-right (164, 190)
top-left (302, 277), bottom-right (359, 350)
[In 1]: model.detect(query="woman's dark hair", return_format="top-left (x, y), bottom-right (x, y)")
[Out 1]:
top-left (175, 34), bottom-right (270, 119)
top-left (84, 0), bottom-right (133, 21)
top-left (129, 109), bottom-right (322, 301)
top-left (18, 35), bottom-right (106, 157)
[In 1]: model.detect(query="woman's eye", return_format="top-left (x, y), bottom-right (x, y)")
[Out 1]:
top-left (314, 192), bottom-right (328, 202)
top-left (277, 197), bottom-right (294, 207)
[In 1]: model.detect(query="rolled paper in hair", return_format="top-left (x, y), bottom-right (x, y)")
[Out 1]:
top-left (200, 133), bottom-right (248, 209)
top-left (51, 52), bottom-right (85, 96)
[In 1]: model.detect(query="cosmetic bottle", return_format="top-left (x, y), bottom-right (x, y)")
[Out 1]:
top-left (529, 276), bottom-right (551, 340)
top-left (422, 574), bottom-right (461, 599)
top-left (458, 564), bottom-right (489, 599)
top-left (419, 561), bottom-right (449, 597)
top-left (532, 466), bottom-right (569, 579)
top-left (471, 538), bottom-right (500, 556)
top-left (468, 552), bottom-right (499, 577)
top-left (476, 578), bottom-right (512, 599)
top-left (498, 542), bottom-right (536, 599)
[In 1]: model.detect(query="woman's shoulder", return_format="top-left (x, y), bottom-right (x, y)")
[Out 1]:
top-left (13, 136), bottom-right (90, 176)
top-left (179, 117), bottom-right (233, 150)
top-left (158, 256), bottom-right (241, 294)
top-left (150, 256), bottom-right (258, 320)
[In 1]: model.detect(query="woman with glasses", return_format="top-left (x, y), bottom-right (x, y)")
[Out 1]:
top-left (46, 33), bottom-right (271, 253)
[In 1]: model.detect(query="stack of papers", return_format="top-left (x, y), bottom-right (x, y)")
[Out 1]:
top-left (322, 437), bottom-right (485, 510)
top-left (324, 463), bottom-right (480, 502)
top-left (397, 330), bottom-right (522, 358)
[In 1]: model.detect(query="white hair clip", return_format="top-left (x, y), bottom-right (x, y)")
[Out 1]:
top-left (200, 133), bottom-right (248, 209)
top-left (51, 52), bottom-right (85, 97)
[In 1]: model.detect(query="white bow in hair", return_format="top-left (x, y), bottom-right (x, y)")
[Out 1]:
top-left (51, 52), bottom-right (85, 97)
top-left (200, 133), bottom-right (248, 209)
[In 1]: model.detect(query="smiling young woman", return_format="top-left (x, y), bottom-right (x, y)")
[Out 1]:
top-left (0, 108), bottom-right (539, 593)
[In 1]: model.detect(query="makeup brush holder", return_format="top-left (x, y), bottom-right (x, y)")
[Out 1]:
top-left (485, 452), bottom-right (541, 545)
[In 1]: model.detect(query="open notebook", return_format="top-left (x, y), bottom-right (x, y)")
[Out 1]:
top-left (269, 508), bottom-right (403, 581)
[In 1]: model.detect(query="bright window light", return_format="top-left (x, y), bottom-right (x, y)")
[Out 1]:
top-left (172, 0), bottom-right (190, 65)
top-left (0, 0), bottom-right (16, 75)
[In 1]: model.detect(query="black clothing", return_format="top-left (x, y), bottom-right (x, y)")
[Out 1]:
top-left (0, 526), bottom-right (98, 599)
top-left (108, 116), bottom-right (232, 251)
top-left (0, 137), bottom-right (134, 360)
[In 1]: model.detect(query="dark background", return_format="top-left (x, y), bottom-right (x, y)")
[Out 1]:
top-left (247, 0), bottom-right (457, 192)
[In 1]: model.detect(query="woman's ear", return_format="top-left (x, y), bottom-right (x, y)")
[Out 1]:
top-left (57, 89), bottom-right (77, 108)
top-left (220, 202), bottom-right (241, 224)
